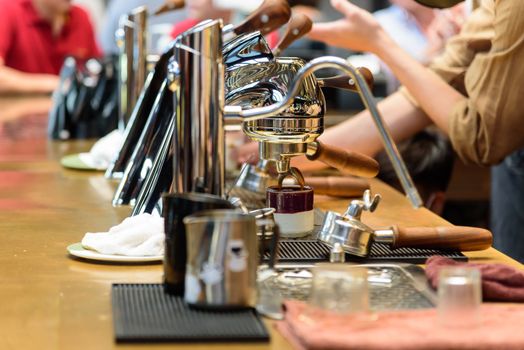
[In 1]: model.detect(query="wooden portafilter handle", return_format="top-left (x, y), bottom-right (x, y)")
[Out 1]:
top-left (153, 0), bottom-right (185, 16)
top-left (376, 225), bottom-right (493, 251)
top-left (306, 141), bottom-right (379, 178)
top-left (273, 12), bottom-right (313, 56)
top-left (304, 176), bottom-right (369, 198)
top-left (233, 0), bottom-right (291, 36)
top-left (317, 67), bottom-right (374, 92)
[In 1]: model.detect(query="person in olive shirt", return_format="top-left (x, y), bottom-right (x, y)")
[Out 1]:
top-left (300, 0), bottom-right (524, 262)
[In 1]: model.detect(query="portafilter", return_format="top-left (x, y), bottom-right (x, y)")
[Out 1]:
top-left (319, 190), bottom-right (493, 258)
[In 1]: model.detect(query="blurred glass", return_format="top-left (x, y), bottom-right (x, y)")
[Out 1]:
top-left (308, 264), bottom-right (369, 314)
top-left (438, 266), bottom-right (482, 327)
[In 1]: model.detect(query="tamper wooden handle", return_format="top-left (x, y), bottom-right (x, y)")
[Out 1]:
top-left (273, 12), bottom-right (313, 56)
top-left (306, 141), bottom-right (379, 178)
top-left (391, 225), bottom-right (493, 251)
top-left (233, 0), bottom-right (291, 36)
top-left (153, 0), bottom-right (185, 16)
top-left (317, 67), bottom-right (374, 92)
top-left (305, 176), bottom-right (369, 197)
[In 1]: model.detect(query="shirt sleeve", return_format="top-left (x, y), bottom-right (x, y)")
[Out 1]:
top-left (0, 4), bottom-right (14, 62)
top-left (447, 0), bottom-right (524, 165)
top-left (398, 3), bottom-right (493, 108)
top-left (80, 7), bottom-right (102, 58)
top-left (400, 0), bottom-right (524, 166)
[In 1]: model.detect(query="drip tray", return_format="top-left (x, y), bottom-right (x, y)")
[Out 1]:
top-left (259, 264), bottom-right (436, 311)
top-left (263, 239), bottom-right (467, 264)
top-left (112, 284), bottom-right (270, 343)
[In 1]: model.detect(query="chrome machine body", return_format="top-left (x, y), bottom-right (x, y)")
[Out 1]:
top-left (170, 20), bottom-right (225, 196)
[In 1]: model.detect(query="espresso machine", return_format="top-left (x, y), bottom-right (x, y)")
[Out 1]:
top-left (110, 0), bottom-right (295, 211)
top-left (109, 0), bottom-right (422, 217)
top-left (165, 17), bottom-right (422, 208)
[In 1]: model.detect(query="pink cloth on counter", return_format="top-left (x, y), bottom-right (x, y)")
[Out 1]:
top-left (425, 256), bottom-right (524, 302)
top-left (276, 300), bottom-right (524, 350)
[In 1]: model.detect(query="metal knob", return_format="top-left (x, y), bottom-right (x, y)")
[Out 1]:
top-left (344, 190), bottom-right (381, 220)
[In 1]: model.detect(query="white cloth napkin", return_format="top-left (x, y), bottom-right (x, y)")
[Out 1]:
top-left (81, 213), bottom-right (164, 256)
top-left (78, 129), bottom-right (124, 170)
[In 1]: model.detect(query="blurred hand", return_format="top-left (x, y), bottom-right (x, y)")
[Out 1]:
top-left (424, 4), bottom-right (465, 60)
top-left (308, 0), bottom-right (389, 54)
top-left (231, 141), bottom-right (259, 166)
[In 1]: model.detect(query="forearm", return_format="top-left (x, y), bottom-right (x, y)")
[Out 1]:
top-left (0, 65), bottom-right (58, 94)
top-left (293, 91), bottom-right (431, 172)
top-left (373, 36), bottom-right (465, 134)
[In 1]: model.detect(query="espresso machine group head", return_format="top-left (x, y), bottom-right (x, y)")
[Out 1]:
top-left (224, 55), bottom-right (422, 207)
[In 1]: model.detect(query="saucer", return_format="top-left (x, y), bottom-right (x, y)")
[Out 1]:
top-left (67, 243), bottom-right (163, 263)
top-left (60, 153), bottom-right (106, 171)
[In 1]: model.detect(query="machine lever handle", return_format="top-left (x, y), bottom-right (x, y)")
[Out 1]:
top-left (388, 225), bottom-right (493, 251)
top-left (153, 0), bottom-right (185, 16)
top-left (233, 0), bottom-right (291, 36)
top-left (306, 141), bottom-right (379, 178)
top-left (273, 12), bottom-right (313, 56)
top-left (317, 67), bottom-right (374, 92)
top-left (304, 176), bottom-right (369, 198)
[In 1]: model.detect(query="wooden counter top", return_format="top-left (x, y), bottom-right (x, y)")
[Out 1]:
top-left (0, 102), bottom-right (521, 350)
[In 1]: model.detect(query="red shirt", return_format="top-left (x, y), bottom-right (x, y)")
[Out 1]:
top-left (0, 0), bottom-right (101, 75)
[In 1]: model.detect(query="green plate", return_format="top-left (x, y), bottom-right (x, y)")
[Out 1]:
top-left (60, 153), bottom-right (105, 171)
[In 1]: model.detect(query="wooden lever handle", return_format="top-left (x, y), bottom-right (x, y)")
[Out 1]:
top-left (304, 176), bottom-right (369, 197)
top-left (273, 12), bottom-right (313, 55)
top-left (391, 225), bottom-right (493, 251)
top-left (233, 0), bottom-right (291, 36)
top-left (153, 0), bottom-right (185, 16)
top-left (318, 67), bottom-right (374, 92)
top-left (306, 142), bottom-right (379, 178)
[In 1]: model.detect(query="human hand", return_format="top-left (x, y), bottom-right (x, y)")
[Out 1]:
top-left (231, 141), bottom-right (259, 166)
top-left (308, 0), bottom-right (390, 54)
top-left (424, 4), bottom-right (465, 60)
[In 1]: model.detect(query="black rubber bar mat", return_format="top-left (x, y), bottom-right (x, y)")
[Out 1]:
top-left (112, 284), bottom-right (270, 343)
top-left (263, 240), bottom-right (468, 264)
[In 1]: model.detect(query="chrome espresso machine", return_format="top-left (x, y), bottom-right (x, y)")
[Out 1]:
top-left (106, 0), bottom-right (422, 217)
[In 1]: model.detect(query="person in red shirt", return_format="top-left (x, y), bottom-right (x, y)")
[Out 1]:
top-left (0, 0), bottom-right (100, 94)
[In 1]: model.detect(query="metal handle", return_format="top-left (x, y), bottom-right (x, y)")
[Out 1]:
top-left (224, 56), bottom-right (423, 208)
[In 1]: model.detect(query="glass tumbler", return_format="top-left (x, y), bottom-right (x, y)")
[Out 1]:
top-left (438, 266), bottom-right (482, 327)
top-left (308, 264), bottom-right (369, 314)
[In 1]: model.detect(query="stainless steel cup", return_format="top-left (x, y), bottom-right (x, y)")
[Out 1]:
top-left (162, 193), bottom-right (234, 296)
top-left (183, 210), bottom-right (258, 309)
top-left (184, 210), bottom-right (279, 309)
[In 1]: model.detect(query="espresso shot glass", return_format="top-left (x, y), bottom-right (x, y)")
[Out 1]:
top-left (266, 185), bottom-right (314, 238)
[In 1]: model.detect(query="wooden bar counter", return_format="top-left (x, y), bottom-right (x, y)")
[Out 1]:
top-left (0, 97), bottom-right (521, 350)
